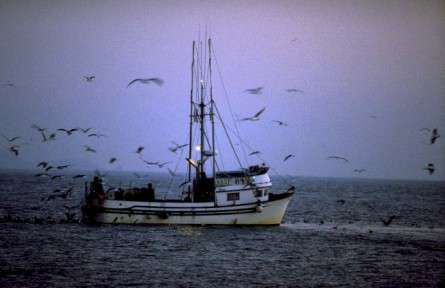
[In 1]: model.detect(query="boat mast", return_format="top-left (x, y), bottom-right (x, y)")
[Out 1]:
top-left (209, 38), bottom-right (216, 179)
top-left (188, 41), bottom-right (195, 182)
top-left (199, 78), bottom-right (205, 175)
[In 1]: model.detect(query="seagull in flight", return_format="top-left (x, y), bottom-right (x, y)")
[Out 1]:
top-left (241, 107), bottom-right (266, 121)
top-left (79, 127), bottom-right (92, 134)
top-left (367, 204), bottom-right (398, 226)
top-left (87, 133), bottom-right (106, 138)
top-left (40, 131), bottom-right (56, 142)
top-left (353, 169), bottom-right (366, 174)
top-left (243, 87), bottom-right (263, 95)
top-left (1, 133), bottom-right (20, 143)
top-left (127, 78), bottom-right (164, 87)
top-left (34, 173), bottom-right (50, 178)
top-left (136, 146), bottom-right (144, 154)
top-left (37, 161), bottom-right (48, 168)
top-left (272, 120), bottom-right (288, 126)
top-left (157, 162), bottom-right (170, 168)
top-left (141, 159), bottom-right (159, 166)
top-left (31, 124), bottom-right (47, 133)
top-left (84, 145), bottom-right (96, 153)
top-left (45, 166), bottom-right (54, 172)
top-left (285, 88), bottom-right (304, 94)
top-left (83, 75), bottom-right (95, 82)
top-left (327, 156), bottom-right (349, 163)
top-left (430, 128), bottom-right (440, 144)
top-left (9, 146), bottom-right (19, 156)
top-left (73, 174), bottom-right (87, 179)
top-left (283, 154), bottom-right (295, 162)
top-left (57, 128), bottom-right (79, 136)
top-left (249, 151), bottom-right (261, 156)
top-left (2, 82), bottom-right (15, 88)
top-left (169, 142), bottom-right (188, 153)
top-left (109, 157), bottom-right (117, 164)
top-left (423, 163), bottom-right (435, 175)
top-left (51, 175), bottom-right (64, 181)
top-left (57, 165), bottom-right (70, 170)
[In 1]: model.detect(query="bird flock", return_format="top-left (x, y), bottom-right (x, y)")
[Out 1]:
top-left (0, 75), bottom-right (195, 213)
top-left (238, 85), bottom-right (441, 177)
top-left (1, 75), bottom-right (441, 183)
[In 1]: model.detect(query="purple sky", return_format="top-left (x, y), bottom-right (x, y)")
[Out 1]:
top-left (0, 0), bottom-right (444, 180)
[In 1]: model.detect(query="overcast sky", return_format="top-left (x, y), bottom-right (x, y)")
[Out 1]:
top-left (0, 0), bottom-right (444, 181)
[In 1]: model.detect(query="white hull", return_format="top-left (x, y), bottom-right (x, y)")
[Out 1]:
top-left (84, 194), bottom-right (293, 225)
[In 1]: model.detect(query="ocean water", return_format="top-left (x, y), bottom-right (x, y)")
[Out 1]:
top-left (0, 171), bottom-right (444, 287)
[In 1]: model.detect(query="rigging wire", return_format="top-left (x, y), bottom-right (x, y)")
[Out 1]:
top-left (224, 124), bottom-right (295, 189)
top-left (210, 45), bottom-right (250, 167)
top-left (214, 102), bottom-right (243, 169)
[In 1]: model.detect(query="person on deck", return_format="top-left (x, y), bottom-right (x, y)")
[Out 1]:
top-left (91, 176), bottom-right (105, 202)
top-left (147, 182), bottom-right (155, 201)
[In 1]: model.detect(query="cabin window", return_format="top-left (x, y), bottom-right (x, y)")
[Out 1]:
top-left (227, 192), bottom-right (239, 201)
top-left (255, 190), bottom-right (263, 197)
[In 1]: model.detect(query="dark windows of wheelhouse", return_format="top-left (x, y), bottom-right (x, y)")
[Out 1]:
top-left (227, 192), bottom-right (240, 201)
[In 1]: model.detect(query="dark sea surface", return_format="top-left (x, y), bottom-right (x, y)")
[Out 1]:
top-left (0, 170), bottom-right (444, 287)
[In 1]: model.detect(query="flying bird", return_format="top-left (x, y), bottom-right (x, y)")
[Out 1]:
top-left (327, 156), bottom-right (349, 163)
top-left (37, 161), bottom-right (48, 168)
top-left (31, 124), bottom-right (46, 133)
top-left (141, 159), bottom-right (159, 166)
top-left (34, 173), bottom-right (50, 178)
top-left (243, 87), bottom-right (263, 95)
top-left (45, 166), bottom-right (54, 172)
top-left (1, 133), bottom-right (20, 143)
top-left (249, 151), bottom-right (261, 156)
top-left (367, 204), bottom-right (398, 226)
top-left (40, 131), bottom-right (56, 142)
top-left (87, 133), bottom-right (106, 138)
top-left (169, 142), bottom-right (188, 153)
top-left (51, 175), bottom-right (64, 181)
top-left (9, 146), bottom-right (19, 156)
top-left (127, 78), bottom-right (164, 87)
top-left (423, 163), bottom-right (435, 175)
top-left (84, 146), bottom-right (96, 153)
top-left (56, 165), bottom-right (70, 170)
top-left (72, 174), bottom-right (86, 179)
top-left (272, 120), bottom-right (288, 126)
top-left (157, 162), bottom-right (170, 168)
top-left (57, 128), bottom-right (79, 136)
top-left (109, 157), bottom-right (117, 164)
top-left (83, 75), bottom-right (95, 82)
top-left (241, 107), bottom-right (266, 121)
top-left (136, 146), bottom-right (144, 154)
top-left (354, 169), bottom-right (366, 174)
top-left (283, 154), bottom-right (295, 162)
top-left (285, 88), bottom-right (304, 94)
top-left (79, 127), bottom-right (92, 133)
top-left (2, 82), bottom-right (15, 88)
top-left (431, 128), bottom-right (440, 144)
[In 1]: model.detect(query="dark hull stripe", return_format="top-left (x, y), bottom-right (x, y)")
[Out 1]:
top-left (106, 193), bottom-right (292, 210)
top-left (96, 207), bottom-right (257, 217)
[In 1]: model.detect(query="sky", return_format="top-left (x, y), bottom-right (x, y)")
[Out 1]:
top-left (0, 0), bottom-right (444, 181)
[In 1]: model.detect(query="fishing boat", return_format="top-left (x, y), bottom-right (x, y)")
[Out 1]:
top-left (82, 39), bottom-right (294, 225)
